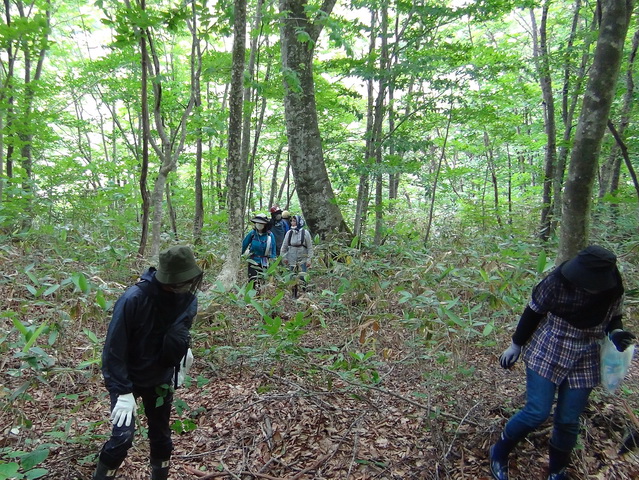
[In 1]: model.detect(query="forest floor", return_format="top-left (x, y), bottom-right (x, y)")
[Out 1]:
top-left (2, 243), bottom-right (639, 480)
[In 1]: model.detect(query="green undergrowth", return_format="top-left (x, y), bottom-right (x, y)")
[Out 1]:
top-left (2, 228), bottom-right (639, 477)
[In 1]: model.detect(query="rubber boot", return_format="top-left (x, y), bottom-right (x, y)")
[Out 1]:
top-left (547, 442), bottom-right (570, 480)
top-left (489, 431), bottom-right (519, 480)
top-left (150, 457), bottom-right (170, 480)
top-left (92, 460), bottom-right (119, 480)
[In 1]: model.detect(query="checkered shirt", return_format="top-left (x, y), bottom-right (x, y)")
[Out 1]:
top-left (522, 274), bottom-right (623, 389)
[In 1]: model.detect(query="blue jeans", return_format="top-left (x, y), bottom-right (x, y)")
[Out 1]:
top-left (504, 368), bottom-right (592, 452)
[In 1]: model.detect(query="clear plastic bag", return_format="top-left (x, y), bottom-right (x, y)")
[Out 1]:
top-left (600, 336), bottom-right (635, 393)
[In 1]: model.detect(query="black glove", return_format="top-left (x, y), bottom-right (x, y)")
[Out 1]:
top-left (610, 330), bottom-right (636, 352)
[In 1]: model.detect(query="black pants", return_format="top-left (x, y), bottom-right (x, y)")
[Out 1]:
top-left (98, 386), bottom-right (173, 469)
top-left (247, 264), bottom-right (266, 289)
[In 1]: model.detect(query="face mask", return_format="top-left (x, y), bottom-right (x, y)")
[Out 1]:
top-left (163, 280), bottom-right (192, 294)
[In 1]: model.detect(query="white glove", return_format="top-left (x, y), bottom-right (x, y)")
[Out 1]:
top-left (110, 393), bottom-right (136, 427)
top-left (176, 348), bottom-right (194, 387)
top-left (499, 342), bottom-right (522, 369)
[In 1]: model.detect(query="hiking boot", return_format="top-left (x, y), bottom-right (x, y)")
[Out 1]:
top-left (547, 442), bottom-right (570, 480)
top-left (150, 457), bottom-right (170, 480)
top-left (92, 460), bottom-right (119, 480)
top-left (489, 444), bottom-right (509, 480)
top-left (547, 471), bottom-right (567, 480)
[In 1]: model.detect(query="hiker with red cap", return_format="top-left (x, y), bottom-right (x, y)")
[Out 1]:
top-left (490, 245), bottom-right (636, 480)
top-left (267, 205), bottom-right (290, 256)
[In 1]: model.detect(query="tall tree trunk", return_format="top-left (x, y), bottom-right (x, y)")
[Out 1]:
top-left (1, 0), bottom-right (50, 224)
top-left (484, 131), bottom-right (502, 227)
top-left (558, 0), bottom-right (633, 262)
top-left (216, 0), bottom-right (248, 288)
top-left (424, 108), bottom-right (453, 244)
top-left (354, 10), bottom-right (377, 241)
top-left (552, 2), bottom-right (595, 228)
top-left (599, 27), bottom-right (639, 197)
top-left (374, 2), bottom-right (390, 246)
top-left (189, 1), bottom-right (204, 245)
top-left (279, 0), bottom-right (350, 240)
top-left (137, 5), bottom-right (150, 256)
top-left (241, 0), bottom-right (265, 213)
top-left (165, 181), bottom-right (178, 241)
top-left (145, 28), bottom-right (195, 258)
top-left (531, 4), bottom-right (557, 241)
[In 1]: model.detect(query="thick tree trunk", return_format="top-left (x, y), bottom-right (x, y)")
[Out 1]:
top-left (279, 0), bottom-right (350, 240)
top-left (558, 0), bottom-right (633, 262)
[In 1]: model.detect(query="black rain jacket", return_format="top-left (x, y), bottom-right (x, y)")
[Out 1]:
top-left (101, 268), bottom-right (197, 395)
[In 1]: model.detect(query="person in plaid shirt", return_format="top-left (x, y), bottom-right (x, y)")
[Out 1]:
top-left (489, 246), bottom-right (636, 480)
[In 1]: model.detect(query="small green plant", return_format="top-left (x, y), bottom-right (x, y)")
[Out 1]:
top-left (171, 398), bottom-right (198, 434)
top-left (0, 444), bottom-right (50, 479)
top-left (257, 311), bottom-right (311, 358)
top-left (327, 348), bottom-right (382, 385)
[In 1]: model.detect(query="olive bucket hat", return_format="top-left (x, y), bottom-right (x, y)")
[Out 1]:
top-left (156, 245), bottom-right (203, 285)
top-left (561, 245), bottom-right (618, 291)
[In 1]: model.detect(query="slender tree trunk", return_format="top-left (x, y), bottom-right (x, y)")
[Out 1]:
top-left (558, 0), bottom-right (633, 262)
top-left (138, 4), bottom-right (150, 256)
top-left (145, 27), bottom-right (195, 258)
top-left (599, 27), bottom-right (639, 197)
top-left (165, 181), bottom-right (178, 241)
top-left (189, 2), bottom-right (204, 244)
top-left (354, 11), bottom-right (377, 241)
top-left (531, 4), bottom-right (557, 241)
top-left (607, 121), bottom-right (639, 200)
top-left (374, 2), bottom-right (390, 246)
top-left (553, 2), bottom-right (595, 228)
top-left (484, 131), bottom-right (502, 227)
top-left (241, 0), bottom-right (265, 214)
top-left (269, 152), bottom-right (281, 209)
top-left (216, 0), bottom-right (248, 288)
top-left (425, 107), bottom-right (453, 244)
top-left (212, 83), bottom-right (229, 212)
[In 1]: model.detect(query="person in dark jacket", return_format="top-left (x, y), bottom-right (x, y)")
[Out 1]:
top-left (92, 245), bottom-right (203, 480)
top-left (490, 246), bottom-right (636, 480)
top-left (268, 205), bottom-right (289, 256)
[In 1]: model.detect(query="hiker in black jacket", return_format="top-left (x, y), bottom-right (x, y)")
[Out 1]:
top-left (92, 246), bottom-right (203, 480)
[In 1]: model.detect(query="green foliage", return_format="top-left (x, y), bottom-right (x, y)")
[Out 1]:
top-left (258, 310), bottom-right (311, 358)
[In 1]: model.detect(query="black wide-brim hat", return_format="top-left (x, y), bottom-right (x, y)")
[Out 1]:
top-left (156, 245), bottom-right (203, 284)
top-left (561, 245), bottom-right (618, 291)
